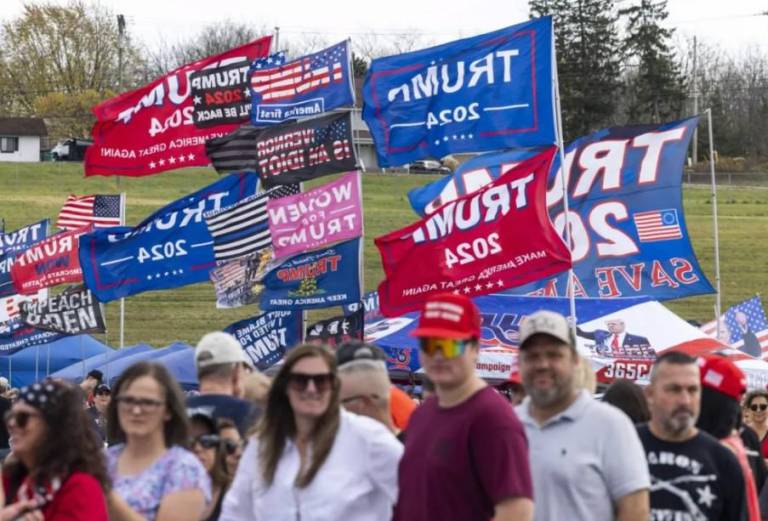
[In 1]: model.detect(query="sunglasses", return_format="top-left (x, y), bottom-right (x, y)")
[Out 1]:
top-left (222, 439), bottom-right (243, 455)
top-left (750, 403), bottom-right (768, 412)
top-left (419, 338), bottom-right (468, 359)
top-left (287, 372), bottom-right (334, 393)
top-left (191, 434), bottom-right (221, 450)
top-left (4, 410), bottom-right (41, 429)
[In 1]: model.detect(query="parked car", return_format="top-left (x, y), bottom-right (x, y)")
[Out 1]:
top-left (408, 160), bottom-right (452, 175)
top-left (51, 138), bottom-right (92, 161)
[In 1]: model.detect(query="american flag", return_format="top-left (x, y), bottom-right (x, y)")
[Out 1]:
top-left (701, 296), bottom-right (768, 358)
top-left (250, 42), bottom-right (347, 102)
top-left (204, 184), bottom-right (300, 262)
top-left (57, 194), bottom-right (123, 230)
top-left (0, 290), bottom-right (47, 334)
top-left (632, 208), bottom-right (683, 242)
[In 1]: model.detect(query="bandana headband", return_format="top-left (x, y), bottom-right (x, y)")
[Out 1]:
top-left (19, 379), bottom-right (63, 416)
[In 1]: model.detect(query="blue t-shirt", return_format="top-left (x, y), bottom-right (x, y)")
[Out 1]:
top-left (186, 393), bottom-right (259, 435)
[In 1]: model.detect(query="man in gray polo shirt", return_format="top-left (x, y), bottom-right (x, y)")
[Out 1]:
top-left (515, 310), bottom-right (650, 521)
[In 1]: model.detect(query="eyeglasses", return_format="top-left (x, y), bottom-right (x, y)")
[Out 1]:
top-left (419, 338), bottom-right (468, 359)
top-left (4, 410), bottom-right (41, 429)
top-left (115, 396), bottom-right (164, 412)
top-left (286, 372), bottom-right (334, 393)
top-left (750, 403), bottom-right (768, 412)
top-left (191, 434), bottom-right (221, 450)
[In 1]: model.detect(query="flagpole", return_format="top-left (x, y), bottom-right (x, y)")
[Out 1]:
top-left (550, 23), bottom-right (577, 333)
top-left (35, 344), bottom-right (40, 382)
top-left (119, 192), bottom-right (126, 349)
top-left (706, 108), bottom-right (722, 337)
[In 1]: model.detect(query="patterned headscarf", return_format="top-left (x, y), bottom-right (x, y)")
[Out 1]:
top-left (18, 379), bottom-right (64, 417)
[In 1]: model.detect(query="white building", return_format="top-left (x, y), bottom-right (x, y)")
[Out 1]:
top-left (0, 118), bottom-right (47, 163)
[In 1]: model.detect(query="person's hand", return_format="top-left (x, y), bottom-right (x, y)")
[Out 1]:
top-left (0, 499), bottom-right (43, 521)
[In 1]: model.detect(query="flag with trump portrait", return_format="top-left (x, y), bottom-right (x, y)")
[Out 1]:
top-left (701, 296), bottom-right (768, 359)
top-left (249, 41), bottom-right (355, 125)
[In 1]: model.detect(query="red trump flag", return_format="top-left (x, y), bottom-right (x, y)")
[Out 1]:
top-left (375, 147), bottom-right (571, 317)
top-left (85, 36), bottom-right (272, 177)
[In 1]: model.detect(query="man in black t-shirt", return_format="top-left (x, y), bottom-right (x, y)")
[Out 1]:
top-left (639, 351), bottom-right (746, 521)
top-left (186, 331), bottom-right (260, 435)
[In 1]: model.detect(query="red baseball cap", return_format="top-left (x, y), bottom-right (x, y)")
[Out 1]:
top-left (699, 354), bottom-right (746, 400)
top-left (410, 293), bottom-right (481, 340)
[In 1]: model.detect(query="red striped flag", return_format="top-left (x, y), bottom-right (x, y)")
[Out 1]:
top-left (57, 194), bottom-right (123, 230)
top-left (632, 209), bottom-right (683, 242)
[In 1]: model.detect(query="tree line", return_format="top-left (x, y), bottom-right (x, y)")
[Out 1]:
top-left (1, 0), bottom-right (766, 161)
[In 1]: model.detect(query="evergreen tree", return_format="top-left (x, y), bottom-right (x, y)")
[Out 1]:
top-left (620, 0), bottom-right (687, 123)
top-left (530, 0), bottom-right (623, 140)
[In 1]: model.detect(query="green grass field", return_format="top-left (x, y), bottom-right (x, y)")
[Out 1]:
top-left (1, 161), bottom-right (767, 347)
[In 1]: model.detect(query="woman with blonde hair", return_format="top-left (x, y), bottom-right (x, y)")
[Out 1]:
top-left (221, 344), bottom-right (403, 521)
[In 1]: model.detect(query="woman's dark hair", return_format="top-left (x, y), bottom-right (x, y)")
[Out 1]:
top-left (744, 390), bottom-right (768, 409)
top-left (697, 386), bottom-right (741, 439)
top-left (3, 379), bottom-right (111, 500)
top-left (257, 344), bottom-right (340, 488)
top-left (106, 361), bottom-right (189, 447)
top-left (191, 416), bottom-right (231, 491)
top-left (602, 379), bottom-right (650, 424)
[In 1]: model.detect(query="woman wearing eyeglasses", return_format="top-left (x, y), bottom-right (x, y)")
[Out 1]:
top-left (1, 379), bottom-right (110, 519)
top-left (105, 362), bottom-right (211, 521)
top-left (220, 344), bottom-right (403, 521)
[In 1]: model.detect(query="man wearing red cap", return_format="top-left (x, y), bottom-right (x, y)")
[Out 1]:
top-left (640, 351), bottom-right (747, 521)
top-left (393, 293), bottom-right (533, 521)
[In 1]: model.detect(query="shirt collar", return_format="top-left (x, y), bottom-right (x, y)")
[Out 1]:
top-left (518, 389), bottom-right (592, 428)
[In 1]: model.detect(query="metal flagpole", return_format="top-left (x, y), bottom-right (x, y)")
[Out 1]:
top-left (119, 192), bottom-right (126, 349)
top-left (46, 344), bottom-right (51, 376)
top-left (706, 108), bottom-right (722, 337)
top-left (550, 25), bottom-right (577, 333)
top-left (35, 344), bottom-right (40, 382)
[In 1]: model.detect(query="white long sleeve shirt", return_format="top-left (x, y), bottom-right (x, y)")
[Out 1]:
top-left (220, 409), bottom-right (403, 521)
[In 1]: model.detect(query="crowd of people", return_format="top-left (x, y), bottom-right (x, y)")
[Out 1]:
top-left (0, 292), bottom-right (765, 520)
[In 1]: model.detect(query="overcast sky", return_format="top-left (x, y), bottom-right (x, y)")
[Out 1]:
top-left (5, 0), bottom-right (767, 57)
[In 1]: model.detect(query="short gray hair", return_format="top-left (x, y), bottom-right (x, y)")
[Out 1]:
top-left (338, 359), bottom-right (390, 399)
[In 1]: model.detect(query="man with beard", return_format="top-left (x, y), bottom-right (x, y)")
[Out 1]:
top-left (515, 310), bottom-right (649, 521)
top-left (639, 351), bottom-right (746, 520)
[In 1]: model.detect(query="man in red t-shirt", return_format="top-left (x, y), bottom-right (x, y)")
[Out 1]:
top-left (393, 293), bottom-right (533, 521)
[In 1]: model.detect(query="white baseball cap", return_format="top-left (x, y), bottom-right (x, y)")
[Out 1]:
top-left (518, 310), bottom-right (573, 349)
top-left (195, 332), bottom-right (253, 370)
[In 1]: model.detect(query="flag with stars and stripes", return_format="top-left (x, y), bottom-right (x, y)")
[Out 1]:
top-left (57, 194), bottom-right (124, 230)
top-left (204, 184), bottom-right (300, 263)
top-left (206, 112), bottom-right (357, 184)
top-left (701, 296), bottom-right (768, 359)
top-left (209, 248), bottom-right (274, 309)
top-left (250, 41), bottom-right (354, 125)
top-left (191, 52), bottom-right (286, 129)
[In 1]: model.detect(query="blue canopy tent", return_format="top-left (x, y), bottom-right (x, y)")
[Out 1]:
top-left (51, 343), bottom-right (155, 383)
top-left (1, 335), bottom-right (112, 387)
top-left (97, 343), bottom-right (189, 387)
top-left (154, 346), bottom-right (197, 390)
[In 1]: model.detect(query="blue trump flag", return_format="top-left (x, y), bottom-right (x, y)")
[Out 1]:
top-left (260, 238), bottom-right (361, 311)
top-left (250, 41), bottom-right (354, 125)
top-left (80, 173), bottom-right (258, 302)
top-left (362, 17), bottom-right (556, 168)
top-left (224, 310), bottom-right (302, 370)
top-left (407, 117), bottom-right (713, 301)
top-left (0, 219), bottom-right (49, 297)
top-left (0, 321), bottom-right (64, 355)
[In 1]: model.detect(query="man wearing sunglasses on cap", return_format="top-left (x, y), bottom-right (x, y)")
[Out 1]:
top-left (515, 310), bottom-right (650, 521)
top-left (393, 293), bottom-right (533, 521)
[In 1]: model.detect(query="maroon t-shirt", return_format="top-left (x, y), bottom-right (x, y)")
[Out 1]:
top-left (393, 386), bottom-right (532, 521)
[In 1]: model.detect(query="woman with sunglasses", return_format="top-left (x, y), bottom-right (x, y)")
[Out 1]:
top-left (221, 344), bottom-right (403, 521)
top-left (745, 390), bottom-right (768, 461)
top-left (105, 362), bottom-right (211, 521)
top-left (189, 412), bottom-right (231, 521)
top-left (2, 378), bottom-right (110, 519)
top-left (216, 419), bottom-right (244, 477)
